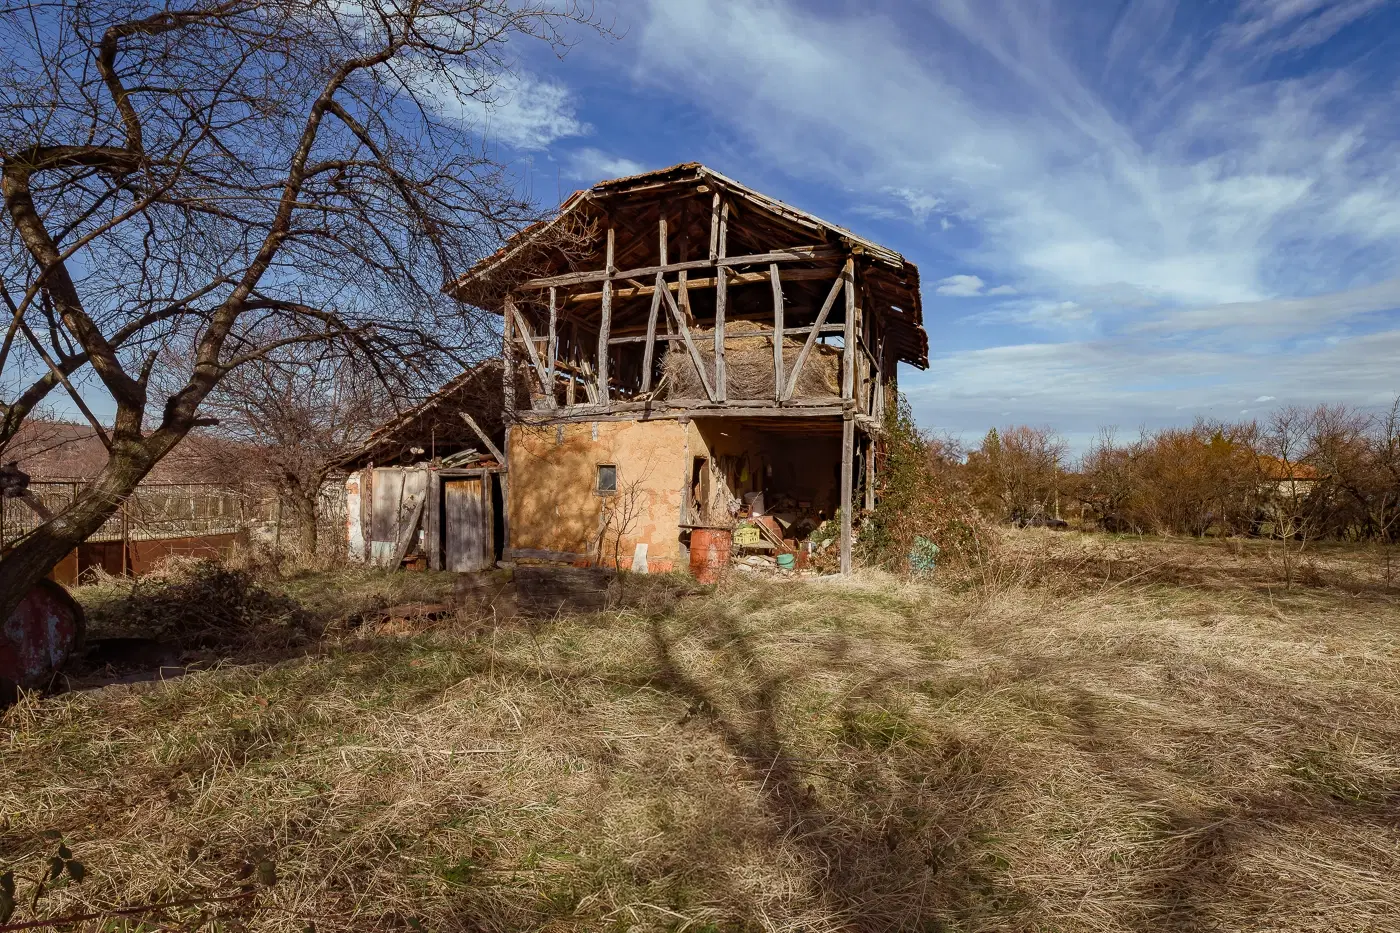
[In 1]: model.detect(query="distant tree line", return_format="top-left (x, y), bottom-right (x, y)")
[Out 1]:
top-left (955, 400), bottom-right (1400, 544)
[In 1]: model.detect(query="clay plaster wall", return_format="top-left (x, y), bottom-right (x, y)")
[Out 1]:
top-left (507, 419), bottom-right (688, 571)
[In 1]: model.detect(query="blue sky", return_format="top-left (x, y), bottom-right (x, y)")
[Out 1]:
top-left (455, 0), bottom-right (1400, 450)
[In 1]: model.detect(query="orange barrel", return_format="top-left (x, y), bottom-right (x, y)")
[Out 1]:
top-left (689, 527), bottom-right (732, 584)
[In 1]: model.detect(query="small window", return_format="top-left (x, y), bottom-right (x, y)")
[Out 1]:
top-left (596, 463), bottom-right (617, 495)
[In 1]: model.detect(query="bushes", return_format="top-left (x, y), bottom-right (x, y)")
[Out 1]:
top-left (859, 397), bottom-right (995, 574)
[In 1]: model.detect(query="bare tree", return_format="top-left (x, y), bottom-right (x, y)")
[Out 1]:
top-left (202, 349), bottom-right (384, 557)
top-left (0, 0), bottom-right (601, 615)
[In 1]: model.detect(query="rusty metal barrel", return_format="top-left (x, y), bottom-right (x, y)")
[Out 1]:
top-left (688, 527), bottom-right (732, 585)
top-left (1, 580), bottom-right (85, 693)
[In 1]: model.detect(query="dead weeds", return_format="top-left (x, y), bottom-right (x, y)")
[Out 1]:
top-left (1, 533), bottom-right (1398, 931)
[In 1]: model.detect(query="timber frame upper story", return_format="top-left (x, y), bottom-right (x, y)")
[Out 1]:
top-left (445, 162), bottom-right (928, 427)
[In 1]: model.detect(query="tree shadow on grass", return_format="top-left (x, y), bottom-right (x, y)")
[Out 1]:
top-left (638, 603), bottom-right (1033, 931)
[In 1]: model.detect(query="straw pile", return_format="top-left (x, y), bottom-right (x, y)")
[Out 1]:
top-left (661, 319), bottom-right (841, 400)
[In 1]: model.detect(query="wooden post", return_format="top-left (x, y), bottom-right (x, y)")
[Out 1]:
top-left (597, 227), bottom-right (614, 407)
top-left (642, 215), bottom-right (667, 395)
top-left (841, 415), bottom-right (854, 575)
top-left (709, 191), bottom-right (720, 261)
top-left (502, 293), bottom-right (517, 415)
top-left (842, 261), bottom-right (856, 401)
top-left (770, 263), bottom-right (784, 403)
top-left (865, 437), bottom-right (876, 511)
top-left (546, 286), bottom-right (558, 401)
top-left (500, 426), bottom-right (511, 559)
top-left (426, 471), bottom-right (442, 570)
top-left (714, 200), bottom-right (729, 403)
top-left (566, 323), bottom-right (578, 408)
top-left (641, 273), bottom-right (663, 394)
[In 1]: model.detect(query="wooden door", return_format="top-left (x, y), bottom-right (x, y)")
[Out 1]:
top-left (444, 476), bottom-right (492, 572)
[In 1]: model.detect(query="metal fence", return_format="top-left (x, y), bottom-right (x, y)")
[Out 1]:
top-left (1, 480), bottom-right (347, 555)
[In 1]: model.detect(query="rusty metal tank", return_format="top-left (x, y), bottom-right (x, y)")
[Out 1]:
top-left (688, 527), bottom-right (732, 585)
top-left (1, 580), bottom-right (86, 692)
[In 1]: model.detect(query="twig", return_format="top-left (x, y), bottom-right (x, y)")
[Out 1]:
top-left (0, 890), bottom-right (257, 932)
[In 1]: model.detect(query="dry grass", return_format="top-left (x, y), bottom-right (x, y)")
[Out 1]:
top-left (3, 534), bottom-right (1399, 931)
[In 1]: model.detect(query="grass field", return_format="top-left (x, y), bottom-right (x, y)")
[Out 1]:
top-left (3, 532), bottom-right (1399, 932)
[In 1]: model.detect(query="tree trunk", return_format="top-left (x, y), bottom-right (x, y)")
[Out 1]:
top-left (0, 440), bottom-right (163, 621)
top-left (294, 494), bottom-right (318, 558)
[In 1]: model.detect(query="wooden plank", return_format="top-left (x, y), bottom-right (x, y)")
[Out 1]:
top-left (391, 495), bottom-right (426, 569)
top-left (546, 286), bottom-right (558, 393)
top-left (640, 272), bottom-right (663, 393)
top-left (770, 262), bottom-right (784, 403)
top-left (502, 294), bottom-right (517, 414)
top-left (505, 547), bottom-right (591, 563)
top-left (840, 416), bottom-right (854, 575)
top-left (426, 471), bottom-right (442, 570)
top-left (660, 282), bottom-right (715, 401)
top-left (458, 411), bottom-right (506, 464)
top-left (597, 226), bottom-right (614, 407)
top-left (611, 323), bottom-right (842, 343)
top-left (783, 261), bottom-right (848, 402)
top-left (445, 476), bottom-right (491, 572)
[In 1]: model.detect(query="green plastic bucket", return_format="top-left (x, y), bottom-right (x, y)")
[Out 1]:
top-left (776, 553), bottom-right (796, 570)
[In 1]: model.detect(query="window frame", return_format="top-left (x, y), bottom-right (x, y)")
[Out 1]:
top-left (595, 462), bottom-right (618, 496)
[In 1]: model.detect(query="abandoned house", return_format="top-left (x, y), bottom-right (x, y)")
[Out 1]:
top-left (341, 360), bottom-right (518, 572)
top-left (346, 163), bottom-right (927, 576)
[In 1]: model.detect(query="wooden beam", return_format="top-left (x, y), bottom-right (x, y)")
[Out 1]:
top-left (783, 260), bottom-right (848, 402)
top-left (597, 226), bottom-right (614, 407)
top-left (660, 283), bottom-right (715, 401)
top-left (519, 245), bottom-right (840, 290)
top-left (610, 323), bottom-right (843, 344)
top-left (842, 259), bottom-right (856, 401)
top-left (565, 323), bottom-right (577, 408)
top-left (840, 415), bottom-right (854, 575)
top-left (502, 293), bottom-right (517, 414)
top-left (509, 305), bottom-right (553, 404)
top-left (865, 436), bottom-right (876, 511)
top-left (709, 190), bottom-right (720, 261)
top-left (714, 200), bottom-right (728, 403)
top-left (771, 262), bottom-right (784, 403)
top-left (546, 286), bottom-right (558, 394)
top-left (459, 411), bottom-right (506, 464)
top-left (640, 272), bottom-right (663, 394)
top-left (515, 404), bottom-right (849, 425)
top-left (564, 265), bottom-right (839, 303)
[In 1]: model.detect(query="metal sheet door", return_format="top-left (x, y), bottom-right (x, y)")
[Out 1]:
top-left (444, 476), bottom-right (492, 572)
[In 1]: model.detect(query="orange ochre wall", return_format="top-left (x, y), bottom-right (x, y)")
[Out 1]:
top-left (507, 419), bottom-right (689, 571)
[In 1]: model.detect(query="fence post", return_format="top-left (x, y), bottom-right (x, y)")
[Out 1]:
top-left (121, 499), bottom-right (129, 576)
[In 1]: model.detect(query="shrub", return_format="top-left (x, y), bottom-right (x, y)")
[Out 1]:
top-left (859, 396), bottom-right (996, 575)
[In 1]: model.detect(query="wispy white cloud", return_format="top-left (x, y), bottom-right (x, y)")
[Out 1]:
top-left (439, 70), bottom-right (588, 150)
top-left (626, 0), bottom-right (1400, 431)
top-left (564, 147), bottom-right (647, 182)
top-left (936, 274), bottom-right (985, 297)
top-left (986, 284), bottom-right (1019, 296)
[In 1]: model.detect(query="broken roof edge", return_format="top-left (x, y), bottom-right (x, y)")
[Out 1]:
top-left (444, 162), bottom-right (928, 370)
top-left (446, 162), bottom-right (914, 292)
top-left (336, 359), bottom-right (504, 471)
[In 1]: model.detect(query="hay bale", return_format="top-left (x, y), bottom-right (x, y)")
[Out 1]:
top-left (661, 320), bottom-right (841, 400)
